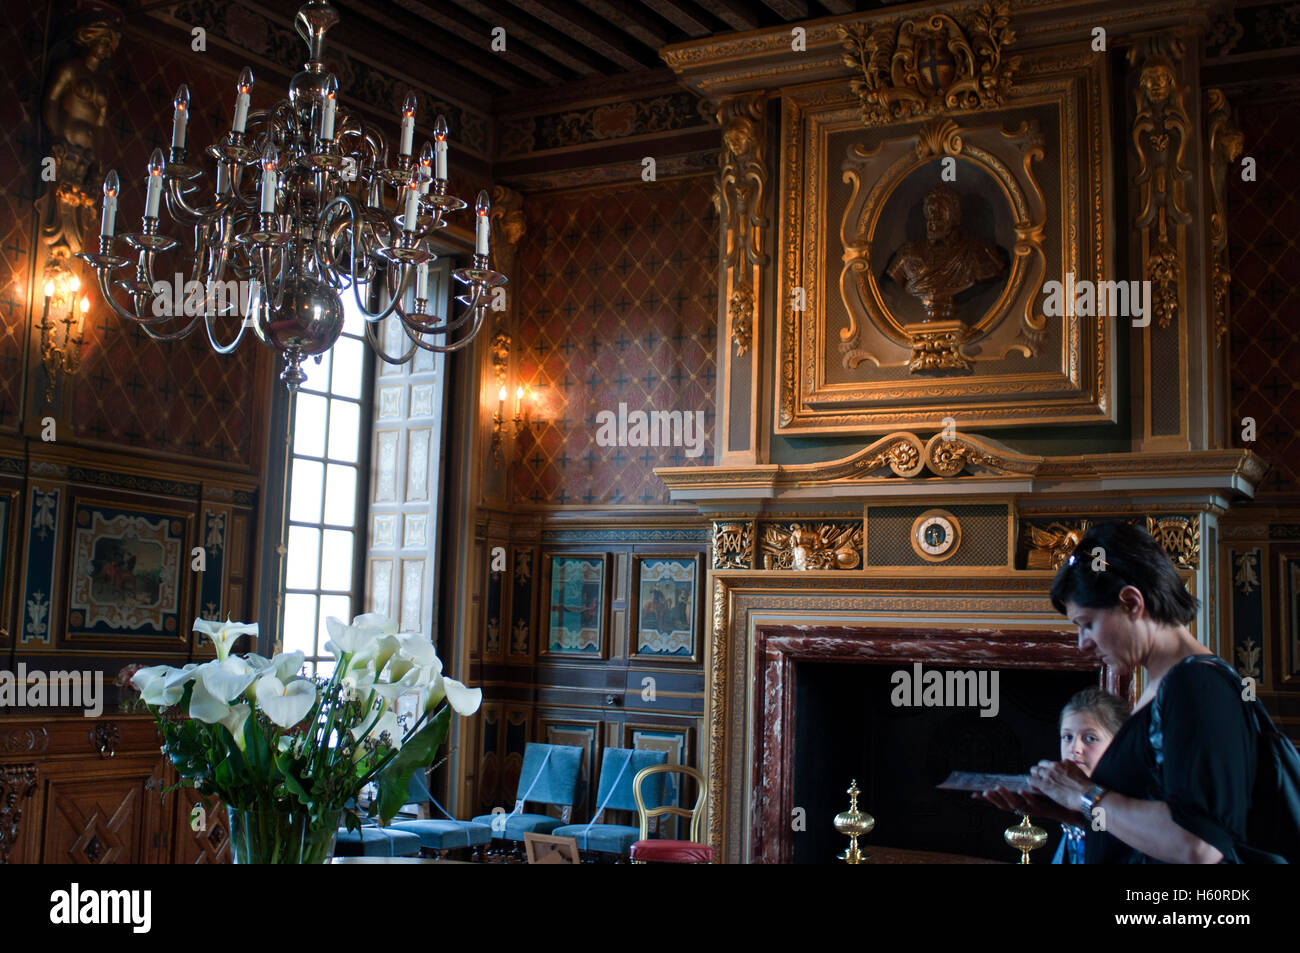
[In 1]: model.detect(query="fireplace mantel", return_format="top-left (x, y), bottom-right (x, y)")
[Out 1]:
top-left (656, 431), bottom-right (1265, 510)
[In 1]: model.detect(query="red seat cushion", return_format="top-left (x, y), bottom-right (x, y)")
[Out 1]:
top-left (630, 839), bottom-right (714, 863)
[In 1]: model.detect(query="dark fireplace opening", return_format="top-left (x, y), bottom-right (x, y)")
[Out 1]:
top-left (793, 661), bottom-right (1097, 864)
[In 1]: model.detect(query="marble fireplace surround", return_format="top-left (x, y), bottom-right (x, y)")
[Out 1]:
top-left (706, 571), bottom-right (1124, 864)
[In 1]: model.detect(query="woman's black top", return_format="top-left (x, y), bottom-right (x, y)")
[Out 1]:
top-left (1085, 654), bottom-right (1256, 864)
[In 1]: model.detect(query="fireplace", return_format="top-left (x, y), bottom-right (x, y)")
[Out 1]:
top-left (792, 659), bottom-right (1097, 863)
top-left (704, 573), bottom-right (1127, 864)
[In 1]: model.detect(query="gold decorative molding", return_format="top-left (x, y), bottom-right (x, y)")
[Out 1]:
top-left (489, 331), bottom-right (510, 393)
top-left (924, 432), bottom-right (1038, 477)
top-left (1205, 89), bottom-right (1242, 349)
top-left (760, 522), bottom-right (864, 570)
top-left (1023, 519), bottom-right (1091, 569)
top-left (707, 576), bottom-right (729, 858)
top-left (838, 1), bottom-right (1020, 128)
top-left (718, 92), bottom-right (768, 358)
top-left (1129, 36), bottom-right (1192, 330)
top-left (1145, 514), bottom-right (1199, 569)
top-left (711, 520), bottom-right (755, 570)
top-left (0, 763), bottom-right (38, 864)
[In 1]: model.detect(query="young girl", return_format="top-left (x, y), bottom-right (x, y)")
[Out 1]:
top-left (1052, 687), bottom-right (1129, 864)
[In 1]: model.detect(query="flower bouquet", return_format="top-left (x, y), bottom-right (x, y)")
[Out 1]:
top-left (132, 613), bottom-right (481, 864)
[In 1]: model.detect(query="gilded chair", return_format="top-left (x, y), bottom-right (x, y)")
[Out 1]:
top-left (470, 742), bottom-right (584, 845)
top-left (551, 747), bottom-right (667, 858)
top-left (629, 763), bottom-right (713, 863)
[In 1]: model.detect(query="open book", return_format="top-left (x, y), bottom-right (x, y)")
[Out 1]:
top-left (936, 771), bottom-right (1033, 792)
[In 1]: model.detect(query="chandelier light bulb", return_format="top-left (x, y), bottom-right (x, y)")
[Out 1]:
top-left (403, 171), bottom-right (421, 232)
top-left (171, 85), bottom-right (190, 149)
top-left (260, 142), bottom-right (280, 214)
top-left (100, 169), bottom-right (118, 238)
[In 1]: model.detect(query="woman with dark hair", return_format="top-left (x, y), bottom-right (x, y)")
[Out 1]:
top-left (979, 520), bottom-right (1257, 863)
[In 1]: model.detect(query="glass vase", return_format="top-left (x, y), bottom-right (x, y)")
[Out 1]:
top-left (228, 805), bottom-right (340, 864)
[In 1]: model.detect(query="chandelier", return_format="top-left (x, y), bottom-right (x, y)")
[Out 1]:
top-left (77, 0), bottom-right (505, 390)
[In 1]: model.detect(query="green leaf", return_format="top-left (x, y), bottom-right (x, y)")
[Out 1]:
top-left (276, 753), bottom-right (311, 806)
top-left (374, 706), bottom-right (450, 824)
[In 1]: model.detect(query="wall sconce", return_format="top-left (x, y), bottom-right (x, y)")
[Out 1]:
top-left (491, 384), bottom-right (507, 464)
top-left (39, 273), bottom-right (87, 405)
top-left (490, 382), bottom-right (538, 466)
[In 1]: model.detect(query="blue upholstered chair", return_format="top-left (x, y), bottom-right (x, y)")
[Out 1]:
top-left (551, 747), bottom-right (667, 857)
top-left (470, 742), bottom-right (584, 844)
top-left (390, 768), bottom-right (493, 855)
top-left (334, 783), bottom-right (422, 858)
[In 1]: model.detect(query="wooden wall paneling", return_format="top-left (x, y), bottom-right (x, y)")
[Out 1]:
top-left (541, 717), bottom-right (600, 819)
top-left (509, 545), bottom-right (535, 658)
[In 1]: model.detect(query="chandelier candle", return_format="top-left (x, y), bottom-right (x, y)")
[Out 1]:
top-left (144, 149), bottom-right (164, 219)
top-left (100, 170), bottom-right (117, 238)
top-left (75, 0), bottom-right (506, 391)
top-left (260, 144), bottom-right (278, 214)
top-left (171, 86), bottom-right (188, 149)
top-left (232, 68), bottom-right (253, 134)
top-left (434, 115), bottom-right (448, 180)
top-left (320, 74), bottom-right (337, 140)
top-left (475, 191), bottom-right (490, 255)
top-left (399, 92), bottom-right (416, 156)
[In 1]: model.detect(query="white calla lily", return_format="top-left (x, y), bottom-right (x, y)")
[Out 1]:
top-left (193, 617), bottom-right (259, 661)
top-left (254, 674), bottom-right (316, 729)
top-left (131, 665), bottom-right (172, 705)
top-left (197, 656), bottom-right (259, 703)
top-left (354, 634), bottom-right (400, 673)
top-left (396, 631), bottom-right (438, 668)
top-left (324, 616), bottom-right (385, 657)
top-left (189, 675), bottom-right (233, 724)
top-left (219, 703), bottom-right (251, 750)
top-left (144, 663), bottom-right (201, 706)
top-left (419, 669), bottom-right (482, 716)
top-left (372, 666), bottom-right (421, 704)
top-left (268, 650), bottom-right (305, 682)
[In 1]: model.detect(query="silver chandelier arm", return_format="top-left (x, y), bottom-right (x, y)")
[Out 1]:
top-left (399, 300), bottom-right (486, 354)
top-left (364, 316), bottom-right (418, 365)
top-left (203, 310), bottom-right (249, 354)
top-left (319, 194), bottom-right (413, 323)
top-left (138, 312), bottom-right (204, 342)
top-left (93, 266), bottom-right (177, 326)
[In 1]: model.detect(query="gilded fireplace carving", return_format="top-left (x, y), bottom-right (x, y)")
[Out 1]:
top-left (777, 44), bottom-right (1114, 434)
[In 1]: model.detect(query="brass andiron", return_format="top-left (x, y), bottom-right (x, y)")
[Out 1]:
top-left (833, 779), bottom-right (875, 864)
top-left (1004, 814), bottom-right (1048, 864)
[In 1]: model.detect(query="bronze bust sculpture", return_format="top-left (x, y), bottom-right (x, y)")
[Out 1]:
top-left (885, 183), bottom-right (1006, 323)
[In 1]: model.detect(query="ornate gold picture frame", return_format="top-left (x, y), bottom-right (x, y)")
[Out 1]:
top-left (777, 45), bottom-right (1116, 434)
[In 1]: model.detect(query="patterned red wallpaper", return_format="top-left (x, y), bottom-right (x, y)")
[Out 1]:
top-left (511, 175), bottom-right (719, 505)
top-left (1229, 97), bottom-right (1300, 495)
top-left (0, 7), bottom-right (269, 466)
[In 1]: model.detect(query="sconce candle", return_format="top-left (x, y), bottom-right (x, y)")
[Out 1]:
top-left (144, 149), bottom-right (165, 219)
top-left (100, 170), bottom-right (118, 238)
top-left (433, 115), bottom-right (448, 180)
top-left (171, 86), bottom-right (189, 149)
top-left (320, 74), bottom-right (337, 140)
top-left (232, 67), bottom-right (253, 134)
top-left (475, 190), bottom-right (490, 256)
top-left (399, 92), bottom-right (416, 157)
top-left (259, 143), bottom-right (278, 214)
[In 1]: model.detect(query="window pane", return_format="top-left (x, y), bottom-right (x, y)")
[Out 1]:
top-left (328, 399), bottom-right (361, 463)
top-left (283, 593), bottom-right (318, 658)
top-left (286, 525), bottom-right (321, 590)
top-left (319, 594), bottom-right (351, 644)
top-left (320, 530), bottom-right (355, 592)
top-left (302, 349), bottom-right (332, 394)
top-left (294, 393), bottom-right (328, 458)
top-left (314, 659), bottom-right (336, 679)
top-left (289, 459), bottom-right (324, 523)
top-left (343, 299), bottom-right (365, 337)
top-left (332, 335), bottom-right (365, 399)
top-left (324, 464), bottom-right (358, 527)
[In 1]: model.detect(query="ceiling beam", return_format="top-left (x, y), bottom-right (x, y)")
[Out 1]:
top-left (759, 0), bottom-right (811, 19)
top-left (328, 0), bottom-right (520, 100)
top-left (815, 0), bottom-right (857, 14)
top-left (506, 0), bottom-right (657, 70)
top-left (390, 0), bottom-right (577, 84)
top-left (573, 0), bottom-right (677, 49)
top-left (442, 0), bottom-right (615, 76)
top-left (691, 0), bottom-right (762, 33)
top-left (639, 0), bottom-right (716, 37)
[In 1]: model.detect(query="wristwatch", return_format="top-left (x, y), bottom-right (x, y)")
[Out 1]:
top-left (1080, 783), bottom-right (1109, 815)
